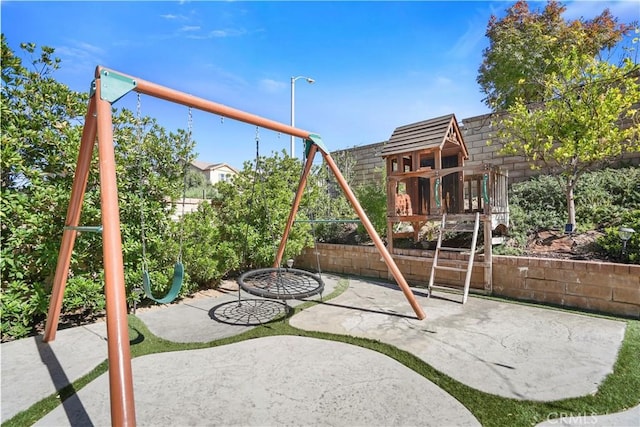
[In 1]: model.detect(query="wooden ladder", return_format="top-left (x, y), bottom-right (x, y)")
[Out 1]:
top-left (428, 212), bottom-right (480, 304)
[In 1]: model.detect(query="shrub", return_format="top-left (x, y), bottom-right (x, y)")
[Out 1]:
top-left (596, 209), bottom-right (640, 263)
top-left (214, 151), bottom-right (314, 270)
top-left (575, 167), bottom-right (640, 229)
top-left (495, 166), bottom-right (640, 261)
top-left (508, 174), bottom-right (566, 232)
top-left (0, 280), bottom-right (48, 340)
top-left (63, 275), bottom-right (106, 313)
top-left (177, 202), bottom-right (239, 288)
top-left (355, 179), bottom-right (387, 240)
top-left (1, 39), bottom-right (193, 339)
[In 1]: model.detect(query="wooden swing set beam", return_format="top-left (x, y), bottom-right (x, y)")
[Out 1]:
top-left (274, 144), bottom-right (426, 322)
top-left (43, 65), bottom-right (425, 427)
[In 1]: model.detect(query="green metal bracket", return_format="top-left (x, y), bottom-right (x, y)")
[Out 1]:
top-left (98, 69), bottom-right (137, 103)
top-left (305, 134), bottom-right (327, 158)
top-left (89, 79), bottom-right (97, 98)
top-left (64, 225), bottom-right (103, 233)
top-left (482, 173), bottom-right (490, 204)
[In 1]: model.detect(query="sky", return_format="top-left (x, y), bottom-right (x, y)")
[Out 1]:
top-left (2, 0), bottom-right (639, 170)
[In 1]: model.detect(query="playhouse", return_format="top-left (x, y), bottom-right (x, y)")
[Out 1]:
top-left (382, 114), bottom-right (509, 252)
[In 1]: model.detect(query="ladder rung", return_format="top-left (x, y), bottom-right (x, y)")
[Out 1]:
top-left (434, 265), bottom-right (468, 273)
top-left (430, 284), bottom-right (464, 292)
top-left (438, 247), bottom-right (471, 253)
top-left (442, 226), bottom-right (476, 232)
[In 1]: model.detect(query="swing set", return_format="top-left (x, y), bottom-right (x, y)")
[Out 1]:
top-left (136, 93), bottom-right (189, 304)
top-left (42, 66), bottom-right (426, 426)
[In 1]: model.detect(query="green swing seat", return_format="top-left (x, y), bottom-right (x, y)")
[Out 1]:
top-left (135, 96), bottom-right (189, 306)
top-left (141, 262), bottom-right (184, 304)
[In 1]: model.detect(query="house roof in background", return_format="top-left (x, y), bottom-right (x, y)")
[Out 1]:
top-left (191, 161), bottom-right (238, 174)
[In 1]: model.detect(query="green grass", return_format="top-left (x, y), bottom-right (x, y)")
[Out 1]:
top-left (3, 278), bottom-right (639, 427)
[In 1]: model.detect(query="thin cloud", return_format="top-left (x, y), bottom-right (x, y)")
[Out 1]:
top-left (181, 25), bottom-right (201, 32)
top-left (181, 27), bottom-right (247, 40)
top-left (259, 78), bottom-right (286, 93)
top-left (55, 41), bottom-right (105, 63)
top-left (201, 64), bottom-right (248, 88)
top-left (562, 0), bottom-right (639, 22)
top-left (208, 28), bottom-right (247, 38)
top-left (51, 40), bottom-right (107, 81)
top-left (449, 4), bottom-right (497, 60)
top-left (451, 22), bottom-right (485, 59)
top-left (436, 76), bottom-right (453, 86)
top-left (160, 14), bottom-right (184, 20)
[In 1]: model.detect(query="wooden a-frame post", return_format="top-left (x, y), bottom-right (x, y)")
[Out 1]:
top-left (274, 138), bottom-right (426, 321)
top-left (43, 66), bottom-right (426, 427)
top-left (44, 69), bottom-right (137, 426)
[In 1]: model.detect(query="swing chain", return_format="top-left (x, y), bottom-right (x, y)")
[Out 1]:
top-left (136, 93), bottom-right (148, 272)
top-left (135, 97), bottom-right (187, 304)
top-left (177, 107), bottom-right (192, 263)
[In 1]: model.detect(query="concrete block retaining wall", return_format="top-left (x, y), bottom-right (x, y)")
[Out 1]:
top-left (333, 112), bottom-right (640, 187)
top-left (295, 243), bottom-right (640, 318)
top-left (493, 256), bottom-right (640, 318)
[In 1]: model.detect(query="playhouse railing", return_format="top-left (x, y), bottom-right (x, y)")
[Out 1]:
top-left (387, 164), bottom-right (509, 228)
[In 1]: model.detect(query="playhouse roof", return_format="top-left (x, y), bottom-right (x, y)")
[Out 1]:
top-left (381, 114), bottom-right (468, 159)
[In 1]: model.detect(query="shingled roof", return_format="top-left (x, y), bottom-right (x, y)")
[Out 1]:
top-left (381, 114), bottom-right (468, 159)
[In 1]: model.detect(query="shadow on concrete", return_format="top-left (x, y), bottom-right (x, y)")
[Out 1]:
top-left (208, 299), bottom-right (292, 326)
top-left (36, 336), bottom-right (93, 426)
top-left (314, 300), bottom-right (417, 319)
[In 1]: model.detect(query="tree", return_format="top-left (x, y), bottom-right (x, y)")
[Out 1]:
top-left (213, 150), bottom-right (316, 271)
top-left (1, 35), bottom-right (91, 338)
top-left (0, 36), bottom-right (192, 339)
top-left (477, 0), bottom-right (633, 111)
top-left (496, 42), bottom-right (640, 231)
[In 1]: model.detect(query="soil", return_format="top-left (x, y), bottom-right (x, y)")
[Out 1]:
top-left (519, 229), bottom-right (608, 261)
top-left (323, 223), bottom-right (610, 262)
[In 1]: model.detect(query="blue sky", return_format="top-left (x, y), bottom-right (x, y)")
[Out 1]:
top-left (2, 1), bottom-right (638, 169)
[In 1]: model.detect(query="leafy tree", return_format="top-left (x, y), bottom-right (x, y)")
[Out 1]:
top-left (1, 36), bottom-right (192, 339)
top-left (354, 170), bottom-right (387, 240)
top-left (213, 150), bottom-right (315, 271)
top-left (1, 36), bottom-right (91, 338)
top-left (477, 0), bottom-right (633, 110)
top-left (496, 40), bottom-right (639, 230)
top-left (184, 167), bottom-right (216, 198)
top-left (186, 168), bottom-right (207, 188)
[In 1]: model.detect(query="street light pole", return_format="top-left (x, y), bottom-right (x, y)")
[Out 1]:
top-left (290, 75), bottom-right (314, 158)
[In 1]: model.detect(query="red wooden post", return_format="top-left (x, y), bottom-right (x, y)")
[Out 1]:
top-left (95, 76), bottom-right (137, 427)
top-left (43, 96), bottom-right (98, 342)
top-left (320, 149), bottom-right (426, 320)
top-left (273, 144), bottom-right (318, 267)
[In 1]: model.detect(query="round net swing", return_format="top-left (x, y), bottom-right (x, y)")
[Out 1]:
top-left (238, 267), bottom-right (324, 300)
